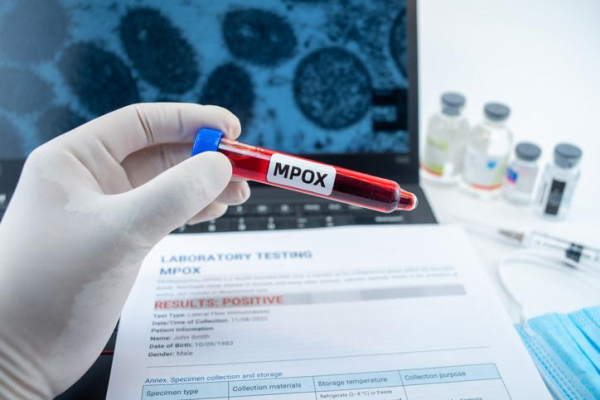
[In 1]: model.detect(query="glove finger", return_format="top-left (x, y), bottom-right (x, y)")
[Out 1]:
top-left (185, 181), bottom-right (250, 226)
top-left (122, 144), bottom-right (250, 205)
top-left (60, 103), bottom-right (241, 164)
top-left (121, 143), bottom-right (192, 187)
top-left (214, 181), bottom-right (250, 206)
top-left (124, 151), bottom-right (232, 245)
top-left (186, 203), bottom-right (229, 225)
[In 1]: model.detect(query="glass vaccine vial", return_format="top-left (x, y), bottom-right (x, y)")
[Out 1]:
top-left (461, 102), bottom-right (513, 196)
top-left (191, 128), bottom-right (418, 213)
top-left (503, 142), bottom-right (542, 204)
top-left (535, 143), bottom-right (582, 219)
top-left (422, 92), bottom-right (469, 184)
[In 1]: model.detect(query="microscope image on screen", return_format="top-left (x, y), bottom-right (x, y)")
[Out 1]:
top-left (0, 0), bottom-right (408, 158)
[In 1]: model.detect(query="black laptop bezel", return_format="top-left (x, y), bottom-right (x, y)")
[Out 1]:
top-left (298, 0), bottom-right (419, 184)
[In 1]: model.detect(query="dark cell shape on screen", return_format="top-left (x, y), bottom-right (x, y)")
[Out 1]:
top-left (223, 9), bottom-right (297, 66)
top-left (294, 47), bottom-right (371, 130)
top-left (0, 115), bottom-right (25, 159)
top-left (36, 106), bottom-right (87, 143)
top-left (200, 63), bottom-right (254, 127)
top-left (0, 0), bottom-right (68, 63)
top-left (58, 43), bottom-right (140, 116)
top-left (390, 9), bottom-right (407, 78)
top-left (119, 7), bottom-right (199, 94)
top-left (0, 67), bottom-right (53, 114)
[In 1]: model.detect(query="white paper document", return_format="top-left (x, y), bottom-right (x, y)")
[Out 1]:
top-left (106, 225), bottom-right (550, 399)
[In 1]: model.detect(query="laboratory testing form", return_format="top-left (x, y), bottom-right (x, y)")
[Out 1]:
top-left (106, 225), bottom-right (551, 399)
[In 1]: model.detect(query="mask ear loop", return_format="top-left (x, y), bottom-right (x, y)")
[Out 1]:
top-left (498, 249), bottom-right (600, 336)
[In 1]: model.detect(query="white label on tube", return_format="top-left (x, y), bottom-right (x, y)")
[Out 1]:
top-left (266, 154), bottom-right (336, 196)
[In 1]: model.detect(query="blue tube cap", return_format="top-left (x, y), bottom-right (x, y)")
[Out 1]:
top-left (191, 128), bottom-right (223, 156)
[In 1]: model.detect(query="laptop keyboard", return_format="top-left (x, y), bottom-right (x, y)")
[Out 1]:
top-left (176, 200), bottom-right (408, 234)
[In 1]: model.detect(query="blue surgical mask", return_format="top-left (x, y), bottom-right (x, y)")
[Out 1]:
top-left (515, 305), bottom-right (600, 399)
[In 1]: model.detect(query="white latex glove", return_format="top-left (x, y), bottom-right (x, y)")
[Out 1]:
top-left (0, 103), bottom-right (249, 399)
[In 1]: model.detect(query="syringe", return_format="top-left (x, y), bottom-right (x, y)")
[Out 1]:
top-left (191, 128), bottom-right (418, 213)
top-left (461, 218), bottom-right (600, 267)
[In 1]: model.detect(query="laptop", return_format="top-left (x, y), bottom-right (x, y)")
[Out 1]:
top-left (0, 0), bottom-right (436, 397)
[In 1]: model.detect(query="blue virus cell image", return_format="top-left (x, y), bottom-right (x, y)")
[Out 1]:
top-left (294, 47), bottom-right (372, 130)
top-left (223, 8), bottom-right (297, 67)
top-left (0, 0), bottom-right (407, 157)
top-left (119, 7), bottom-right (200, 94)
top-left (200, 63), bottom-right (255, 128)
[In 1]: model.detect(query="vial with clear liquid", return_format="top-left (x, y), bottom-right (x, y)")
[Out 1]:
top-left (503, 142), bottom-right (542, 204)
top-left (461, 102), bottom-right (513, 196)
top-left (422, 93), bottom-right (470, 184)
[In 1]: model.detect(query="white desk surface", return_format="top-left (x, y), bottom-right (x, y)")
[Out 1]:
top-left (418, 0), bottom-right (600, 321)
top-left (422, 181), bottom-right (600, 322)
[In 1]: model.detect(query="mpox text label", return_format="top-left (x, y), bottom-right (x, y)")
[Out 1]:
top-left (267, 154), bottom-right (336, 195)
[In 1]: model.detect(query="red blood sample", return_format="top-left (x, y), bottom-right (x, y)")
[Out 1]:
top-left (192, 129), bottom-right (418, 213)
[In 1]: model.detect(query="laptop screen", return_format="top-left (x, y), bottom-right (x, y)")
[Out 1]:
top-left (0, 0), bottom-right (412, 162)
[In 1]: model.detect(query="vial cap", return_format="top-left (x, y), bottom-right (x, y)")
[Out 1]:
top-left (441, 92), bottom-right (466, 116)
top-left (484, 102), bottom-right (510, 121)
top-left (554, 143), bottom-right (582, 168)
top-left (191, 128), bottom-right (223, 156)
top-left (515, 142), bottom-right (541, 161)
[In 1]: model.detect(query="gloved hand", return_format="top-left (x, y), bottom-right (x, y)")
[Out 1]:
top-left (0, 103), bottom-right (249, 399)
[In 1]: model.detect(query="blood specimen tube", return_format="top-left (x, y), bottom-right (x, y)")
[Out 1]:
top-left (191, 128), bottom-right (418, 213)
